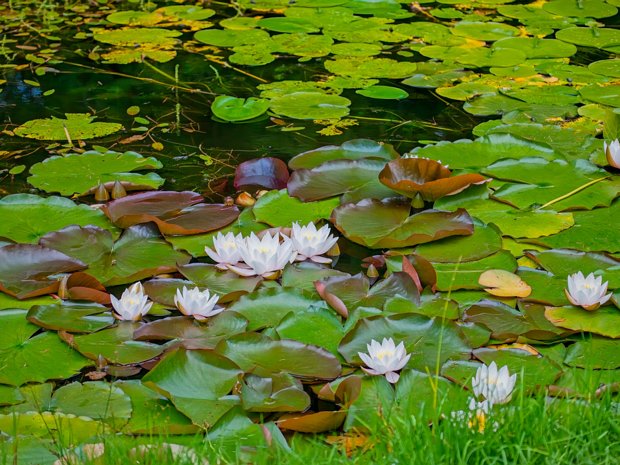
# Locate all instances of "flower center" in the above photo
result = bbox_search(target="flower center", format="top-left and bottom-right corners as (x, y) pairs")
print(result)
(375, 350), (394, 361)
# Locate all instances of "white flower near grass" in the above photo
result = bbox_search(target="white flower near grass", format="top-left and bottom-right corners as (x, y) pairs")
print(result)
(472, 361), (517, 406)
(290, 222), (339, 264)
(228, 231), (296, 278)
(605, 139), (620, 169)
(358, 337), (410, 383)
(110, 282), (152, 321)
(174, 286), (222, 320)
(565, 271), (611, 311)
(204, 232), (244, 270)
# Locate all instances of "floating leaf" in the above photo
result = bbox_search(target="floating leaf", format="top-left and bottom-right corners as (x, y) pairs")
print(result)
(28, 301), (114, 333)
(379, 157), (488, 202)
(14, 113), (122, 141)
(0, 194), (117, 243)
(70, 322), (165, 365)
(40, 225), (191, 286)
(253, 189), (339, 227)
(331, 198), (473, 249)
(0, 244), (86, 299)
(234, 157), (289, 190)
(142, 348), (242, 427)
(217, 333), (341, 379)
(269, 92), (351, 120)
(0, 309), (90, 386)
(356, 86), (408, 100)
(288, 139), (399, 170)
(545, 306), (620, 339)
(564, 337), (620, 369)
(211, 96), (270, 122)
(28, 150), (164, 195)
(479, 269), (531, 298)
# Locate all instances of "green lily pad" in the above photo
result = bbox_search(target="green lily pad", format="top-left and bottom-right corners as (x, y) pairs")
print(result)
(414, 221), (502, 263)
(253, 189), (339, 227)
(0, 411), (107, 444)
(14, 113), (122, 141)
(178, 263), (261, 298)
(227, 287), (323, 331)
(406, 135), (557, 170)
(275, 306), (345, 356)
(217, 333), (341, 379)
(483, 158), (617, 211)
(0, 194), (117, 243)
(356, 86), (409, 100)
(431, 250), (518, 291)
(332, 198), (473, 249)
(331, 42), (382, 56)
(257, 17), (319, 33)
(70, 322), (165, 365)
(580, 84), (620, 107)
(211, 96), (270, 122)
(0, 309), (91, 386)
(534, 202), (620, 253)
(589, 59), (620, 78)
(564, 337), (620, 369)
(269, 92), (351, 120)
(27, 301), (114, 333)
(271, 33), (333, 57)
(116, 380), (199, 434)
(526, 249), (620, 287)
(28, 150), (164, 195)
(545, 306), (620, 339)
(325, 57), (417, 79)
(555, 26), (620, 49)
(542, 0), (617, 19)
(40, 224), (190, 286)
(51, 381), (132, 428)
(493, 37), (577, 59)
(288, 139), (399, 170)
(241, 373), (310, 413)
(287, 159), (393, 203)
(194, 28), (270, 47)
(451, 21), (519, 41)
(142, 347), (243, 427)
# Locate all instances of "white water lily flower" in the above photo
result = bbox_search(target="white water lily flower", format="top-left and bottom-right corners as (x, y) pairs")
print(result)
(110, 282), (153, 321)
(228, 231), (296, 278)
(204, 232), (244, 270)
(174, 286), (223, 321)
(565, 271), (612, 311)
(290, 222), (339, 264)
(605, 139), (620, 169)
(472, 362), (517, 406)
(358, 337), (411, 384)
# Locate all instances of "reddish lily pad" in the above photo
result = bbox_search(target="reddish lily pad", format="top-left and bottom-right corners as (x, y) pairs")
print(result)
(379, 158), (488, 202)
(102, 191), (240, 235)
(234, 157), (289, 191)
(0, 244), (86, 299)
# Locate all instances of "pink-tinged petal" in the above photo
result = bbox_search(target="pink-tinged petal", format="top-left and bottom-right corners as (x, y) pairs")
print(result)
(600, 292), (613, 305)
(358, 352), (374, 368)
(227, 264), (259, 277)
(565, 288), (580, 306)
(361, 367), (381, 376)
(204, 247), (222, 264)
(385, 371), (400, 383)
(310, 255), (332, 264)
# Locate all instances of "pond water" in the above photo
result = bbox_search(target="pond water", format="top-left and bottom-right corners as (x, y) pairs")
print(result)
(1, 0), (620, 462)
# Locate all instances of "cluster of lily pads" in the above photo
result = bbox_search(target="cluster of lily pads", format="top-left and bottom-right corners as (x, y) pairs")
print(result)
(2, 0), (620, 462)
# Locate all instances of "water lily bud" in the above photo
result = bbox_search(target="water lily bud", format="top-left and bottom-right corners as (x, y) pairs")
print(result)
(235, 191), (255, 207)
(366, 264), (379, 278)
(605, 139), (620, 169)
(57, 274), (70, 300)
(224, 196), (235, 206)
(94, 183), (109, 202)
(111, 181), (127, 199)
(256, 189), (269, 199)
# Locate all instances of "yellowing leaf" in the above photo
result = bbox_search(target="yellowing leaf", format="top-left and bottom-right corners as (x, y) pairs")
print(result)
(479, 269), (531, 297)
